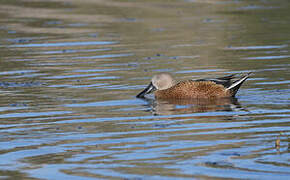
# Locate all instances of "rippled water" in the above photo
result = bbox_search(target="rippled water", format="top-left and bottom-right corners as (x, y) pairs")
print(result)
(0, 0), (289, 179)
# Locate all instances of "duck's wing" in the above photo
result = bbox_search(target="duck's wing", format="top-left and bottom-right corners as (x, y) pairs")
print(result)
(193, 73), (252, 96)
(216, 74), (236, 80)
(194, 74), (237, 88)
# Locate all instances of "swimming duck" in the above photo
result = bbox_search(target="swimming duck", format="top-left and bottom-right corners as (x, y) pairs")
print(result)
(136, 72), (251, 99)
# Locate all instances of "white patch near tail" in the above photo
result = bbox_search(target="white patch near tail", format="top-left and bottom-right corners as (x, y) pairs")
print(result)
(226, 75), (249, 91)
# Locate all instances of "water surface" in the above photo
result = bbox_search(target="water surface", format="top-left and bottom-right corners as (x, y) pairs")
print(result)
(0, 0), (289, 179)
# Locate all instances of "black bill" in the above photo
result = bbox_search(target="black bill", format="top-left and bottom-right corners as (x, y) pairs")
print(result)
(136, 82), (156, 98)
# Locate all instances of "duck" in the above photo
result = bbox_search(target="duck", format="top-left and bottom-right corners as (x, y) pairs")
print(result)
(136, 72), (251, 99)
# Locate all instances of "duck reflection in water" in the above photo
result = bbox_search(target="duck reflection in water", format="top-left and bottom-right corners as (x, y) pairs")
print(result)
(139, 96), (242, 115)
(136, 73), (250, 115)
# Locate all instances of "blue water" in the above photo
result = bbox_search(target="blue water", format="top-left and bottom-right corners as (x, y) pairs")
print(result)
(0, 0), (289, 179)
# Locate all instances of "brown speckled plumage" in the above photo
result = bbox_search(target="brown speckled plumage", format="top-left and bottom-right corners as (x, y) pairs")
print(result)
(154, 80), (231, 99)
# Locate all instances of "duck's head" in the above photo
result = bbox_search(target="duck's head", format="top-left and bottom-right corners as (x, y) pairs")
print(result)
(136, 73), (175, 98)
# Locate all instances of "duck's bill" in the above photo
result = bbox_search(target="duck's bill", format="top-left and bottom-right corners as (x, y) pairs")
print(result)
(136, 82), (156, 98)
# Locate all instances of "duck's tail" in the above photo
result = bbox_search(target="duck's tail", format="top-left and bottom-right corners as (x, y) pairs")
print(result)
(226, 72), (252, 97)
